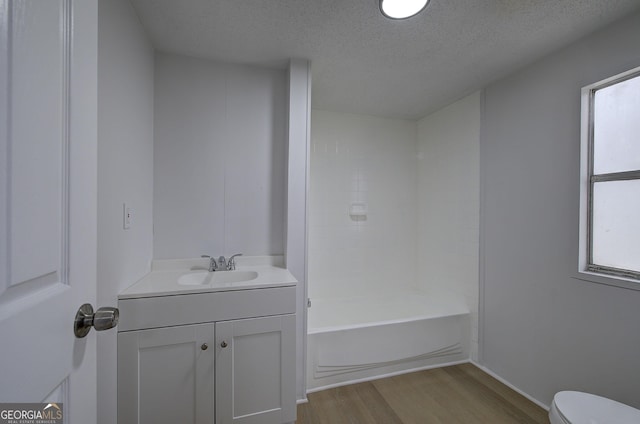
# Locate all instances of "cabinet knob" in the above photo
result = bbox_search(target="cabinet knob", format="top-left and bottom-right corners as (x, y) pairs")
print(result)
(220, 341), (228, 348)
(201, 343), (208, 350)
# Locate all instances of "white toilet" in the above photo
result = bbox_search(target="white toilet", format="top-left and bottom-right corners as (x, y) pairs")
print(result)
(549, 391), (640, 424)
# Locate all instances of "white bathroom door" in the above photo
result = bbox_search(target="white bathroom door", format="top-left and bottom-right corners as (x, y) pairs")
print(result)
(0, 0), (99, 422)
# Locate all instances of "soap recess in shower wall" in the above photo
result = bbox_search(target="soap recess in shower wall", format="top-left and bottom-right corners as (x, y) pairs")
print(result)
(349, 202), (367, 219)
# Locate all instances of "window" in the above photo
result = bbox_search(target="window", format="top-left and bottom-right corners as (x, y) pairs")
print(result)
(580, 67), (640, 282)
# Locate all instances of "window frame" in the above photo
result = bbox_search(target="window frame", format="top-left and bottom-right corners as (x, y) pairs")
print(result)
(578, 66), (640, 288)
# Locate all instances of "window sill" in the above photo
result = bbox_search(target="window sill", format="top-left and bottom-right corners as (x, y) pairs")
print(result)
(573, 270), (640, 291)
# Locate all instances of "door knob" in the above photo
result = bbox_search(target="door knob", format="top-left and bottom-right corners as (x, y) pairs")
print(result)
(74, 303), (119, 338)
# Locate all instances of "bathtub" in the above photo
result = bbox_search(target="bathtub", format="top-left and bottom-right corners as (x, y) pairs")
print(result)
(306, 290), (470, 392)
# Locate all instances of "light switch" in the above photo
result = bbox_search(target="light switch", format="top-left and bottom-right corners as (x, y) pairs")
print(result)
(123, 203), (133, 230)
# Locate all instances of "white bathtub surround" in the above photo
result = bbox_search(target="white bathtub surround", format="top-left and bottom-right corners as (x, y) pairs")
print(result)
(309, 110), (418, 300)
(307, 290), (470, 391)
(308, 95), (481, 388)
(417, 92), (481, 361)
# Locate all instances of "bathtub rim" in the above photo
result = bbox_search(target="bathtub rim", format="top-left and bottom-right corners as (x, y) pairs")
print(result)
(308, 309), (470, 335)
(307, 290), (470, 335)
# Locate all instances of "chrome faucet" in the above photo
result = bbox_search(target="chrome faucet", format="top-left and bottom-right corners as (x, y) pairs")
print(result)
(227, 253), (243, 270)
(201, 254), (243, 271)
(201, 255), (218, 272)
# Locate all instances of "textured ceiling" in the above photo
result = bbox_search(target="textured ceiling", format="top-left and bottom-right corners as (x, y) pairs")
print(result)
(130, 0), (640, 119)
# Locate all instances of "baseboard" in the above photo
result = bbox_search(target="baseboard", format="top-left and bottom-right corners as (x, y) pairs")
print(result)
(296, 397), (309, 405)
(306, 359), (469, 394)
(470, 360), (550, 411)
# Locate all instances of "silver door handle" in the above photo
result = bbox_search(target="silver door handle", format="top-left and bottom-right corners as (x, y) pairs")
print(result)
(74, 303), (119, 338)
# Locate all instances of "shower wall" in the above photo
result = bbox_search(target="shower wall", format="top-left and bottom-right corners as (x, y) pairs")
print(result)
(309, 94), (481, 358)
(417, 92), (481, 361)
(309, 110), (418, 300)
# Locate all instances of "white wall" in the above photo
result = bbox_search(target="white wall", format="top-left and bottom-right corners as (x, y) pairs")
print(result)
(153, 53), (287, 259)
(285, 59), (312, 401)
(480, 12), (640, 408)
(97, 0), (155, 423)
(309, 110), (418, 300)
(417, 92), (480, 361)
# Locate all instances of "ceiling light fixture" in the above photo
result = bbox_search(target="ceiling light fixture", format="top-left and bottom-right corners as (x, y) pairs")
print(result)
(379, 0), (430, 20)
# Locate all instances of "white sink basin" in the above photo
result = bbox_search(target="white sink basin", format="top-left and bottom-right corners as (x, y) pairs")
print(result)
(178, 271), (259, 286)
(118, 256), (299, 299)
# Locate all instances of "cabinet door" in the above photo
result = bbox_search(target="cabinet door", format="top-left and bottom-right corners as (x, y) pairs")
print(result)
(118, 324), (215, 424)
(216, 314), (296, 424)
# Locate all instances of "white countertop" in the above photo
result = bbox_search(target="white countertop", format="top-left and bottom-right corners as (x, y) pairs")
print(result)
(119, 256), (297, 299)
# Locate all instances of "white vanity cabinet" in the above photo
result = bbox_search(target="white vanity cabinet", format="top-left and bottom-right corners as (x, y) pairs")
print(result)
(216, 315), (296, 424)
(117, 284), (297, 424)
(118, 324), (216, 423)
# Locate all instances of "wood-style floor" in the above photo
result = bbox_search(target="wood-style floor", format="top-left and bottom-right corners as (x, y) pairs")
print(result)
(296, 363), (549, 424)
